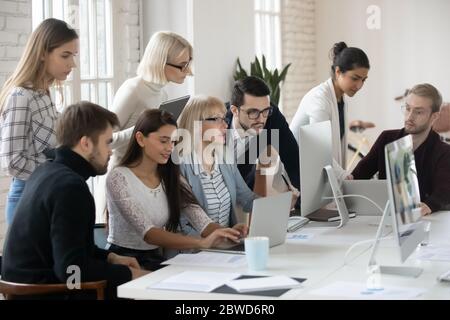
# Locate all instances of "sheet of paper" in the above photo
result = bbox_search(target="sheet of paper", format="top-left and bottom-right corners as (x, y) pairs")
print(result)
(417, 245), (450, 262)
(162, 251), (247, 268)
(286, 233), (314, 242)
(148, 271), (241, 292)
(310, 281), (425, 300)
(227, 275), (303, 293)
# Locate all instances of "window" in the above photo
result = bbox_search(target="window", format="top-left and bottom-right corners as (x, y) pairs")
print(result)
(32, 0), (114, 110)
(254, 0), (282, 70)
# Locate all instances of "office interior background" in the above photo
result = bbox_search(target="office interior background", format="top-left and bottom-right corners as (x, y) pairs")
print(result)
(0, 0), (449, 252)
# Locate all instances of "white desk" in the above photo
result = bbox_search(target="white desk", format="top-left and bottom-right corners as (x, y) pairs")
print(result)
(118, 213), (450, 300)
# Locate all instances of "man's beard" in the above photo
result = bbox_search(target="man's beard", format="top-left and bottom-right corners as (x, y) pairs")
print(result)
(88, 151), (108, 175)
(239, 120), (264, 136)
(404, 121), (430, 135)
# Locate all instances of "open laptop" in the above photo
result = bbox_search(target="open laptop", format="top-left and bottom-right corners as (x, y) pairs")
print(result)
(342, 179), (388, 215)
(159, 95), (190, 120)
(203, 192), (292, 254)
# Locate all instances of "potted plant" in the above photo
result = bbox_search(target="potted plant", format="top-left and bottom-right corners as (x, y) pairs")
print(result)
(233, 54), (291, 106)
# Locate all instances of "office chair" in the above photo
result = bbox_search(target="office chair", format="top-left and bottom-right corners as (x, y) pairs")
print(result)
(0, 279), (107, 300)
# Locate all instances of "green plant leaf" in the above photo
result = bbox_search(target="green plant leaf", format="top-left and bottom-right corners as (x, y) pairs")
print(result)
(233, 55), (290, 106)
(254, 56), (263, 78)
(279, 63), (291, 82)
(272, 86), (280, 106)
(262, 55), (268, 78)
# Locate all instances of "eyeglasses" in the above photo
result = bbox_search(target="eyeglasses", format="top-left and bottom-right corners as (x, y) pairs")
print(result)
(203, 116), (227, 124)
(166, 58), (192, 73)
(401, 105), (431, 118)
(239, 106), (273, 120)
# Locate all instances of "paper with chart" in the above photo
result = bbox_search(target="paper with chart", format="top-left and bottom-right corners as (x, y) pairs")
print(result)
(148, 271), (241, 292)
(310, 281), (425, 299)
(416, 245), (450, 262)
(227, 275), (303, 293)
(162, 251), (247, 268)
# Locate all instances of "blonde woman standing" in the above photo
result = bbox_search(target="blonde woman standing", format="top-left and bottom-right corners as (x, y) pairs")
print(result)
(0, 18), (78, 224)
(95, 31), (193, 219)
(110, 31), (193, 164)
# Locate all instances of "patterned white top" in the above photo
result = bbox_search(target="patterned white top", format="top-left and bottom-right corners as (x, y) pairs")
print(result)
(106, 166), (212, 250)
(0, 87), (58, 180)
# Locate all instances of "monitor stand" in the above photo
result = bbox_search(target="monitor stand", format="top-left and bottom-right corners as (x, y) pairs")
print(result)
(323, 165), (349, 228)
(367, 201), (423, 278)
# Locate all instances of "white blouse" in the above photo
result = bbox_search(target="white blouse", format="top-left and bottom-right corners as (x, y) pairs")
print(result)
(106, 166), (212, 250)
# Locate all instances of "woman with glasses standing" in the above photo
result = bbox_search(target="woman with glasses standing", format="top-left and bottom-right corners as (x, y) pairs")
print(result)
(0, 18), (78, 225)
(110, 31), (193, 165)
(95, 31), (193, 219)
(290, 42), (370, 170)
(176, 95), (256, 237)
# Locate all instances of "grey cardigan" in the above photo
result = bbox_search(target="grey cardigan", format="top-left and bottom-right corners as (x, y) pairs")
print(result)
(179, 161), (257, 236)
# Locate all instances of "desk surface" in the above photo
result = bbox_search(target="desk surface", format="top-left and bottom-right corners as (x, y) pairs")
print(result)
(118, 212), (450, 300)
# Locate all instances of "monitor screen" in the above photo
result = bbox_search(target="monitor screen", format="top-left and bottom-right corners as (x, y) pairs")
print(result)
(385, 134), (424, 262)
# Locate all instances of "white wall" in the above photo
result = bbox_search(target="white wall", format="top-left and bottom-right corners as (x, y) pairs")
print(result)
(142, 0), (192, 99)
(142, 0), (255, 101)
(190, 0), (254, 101)
(316, 0), (450, 143)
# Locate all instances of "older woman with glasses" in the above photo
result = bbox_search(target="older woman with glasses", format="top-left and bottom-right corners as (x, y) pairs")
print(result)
(176, 95), (257, 238)
(110, 31), (193, 165)
(95, 31), (193, 218)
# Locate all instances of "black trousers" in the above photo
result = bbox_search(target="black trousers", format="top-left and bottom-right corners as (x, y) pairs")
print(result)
(107, 243), (166, 271)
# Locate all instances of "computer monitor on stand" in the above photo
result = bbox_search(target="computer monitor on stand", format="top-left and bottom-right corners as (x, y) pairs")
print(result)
(368, 135), (426, 277)
(298, 121), (350, 227)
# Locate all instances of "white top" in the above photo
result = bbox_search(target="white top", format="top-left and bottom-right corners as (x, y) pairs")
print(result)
(110, 76), (168, 164)
(106, 166), (213, 250)
(290, 78), (348, 167)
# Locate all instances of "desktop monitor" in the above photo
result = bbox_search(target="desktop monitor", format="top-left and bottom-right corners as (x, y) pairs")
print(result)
(298, 121), (333, 216)
(385, 134), (425, 263)
(368, 134), (426, 277)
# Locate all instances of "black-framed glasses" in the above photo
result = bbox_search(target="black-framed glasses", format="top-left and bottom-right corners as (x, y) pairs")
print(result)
(166, 58), (192, 73)
(239, 106), (273, 120)
(203, 116), (227, 124)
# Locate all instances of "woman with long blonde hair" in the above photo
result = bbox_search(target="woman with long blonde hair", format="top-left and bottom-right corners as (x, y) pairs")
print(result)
(0, 18), (78, 224)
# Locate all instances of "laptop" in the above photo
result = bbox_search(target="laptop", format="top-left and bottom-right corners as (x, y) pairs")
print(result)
(203, 192), (292, 254)
(342, 179), (388, 215)
(159, 95), (190, 120)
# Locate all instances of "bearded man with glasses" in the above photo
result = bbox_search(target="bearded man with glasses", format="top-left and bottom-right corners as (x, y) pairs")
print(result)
(226, 76), (300, 203)
(351, 83), (450, 214)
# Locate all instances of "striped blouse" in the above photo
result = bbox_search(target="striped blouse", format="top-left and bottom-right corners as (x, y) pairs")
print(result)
(191, 153), (232, 227)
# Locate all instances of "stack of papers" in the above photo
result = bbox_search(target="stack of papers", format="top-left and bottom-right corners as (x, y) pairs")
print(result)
(162, 252), (247, 268)
(148, 271), (241, 293)
(226, 276), (303, 293)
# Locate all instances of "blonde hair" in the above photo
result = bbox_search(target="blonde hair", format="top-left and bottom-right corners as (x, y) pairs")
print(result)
(0, 18), (78, 114)
(408, 83), (443, 113)
(137, 31), (193, 85)
(177, 95), (226, 154)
